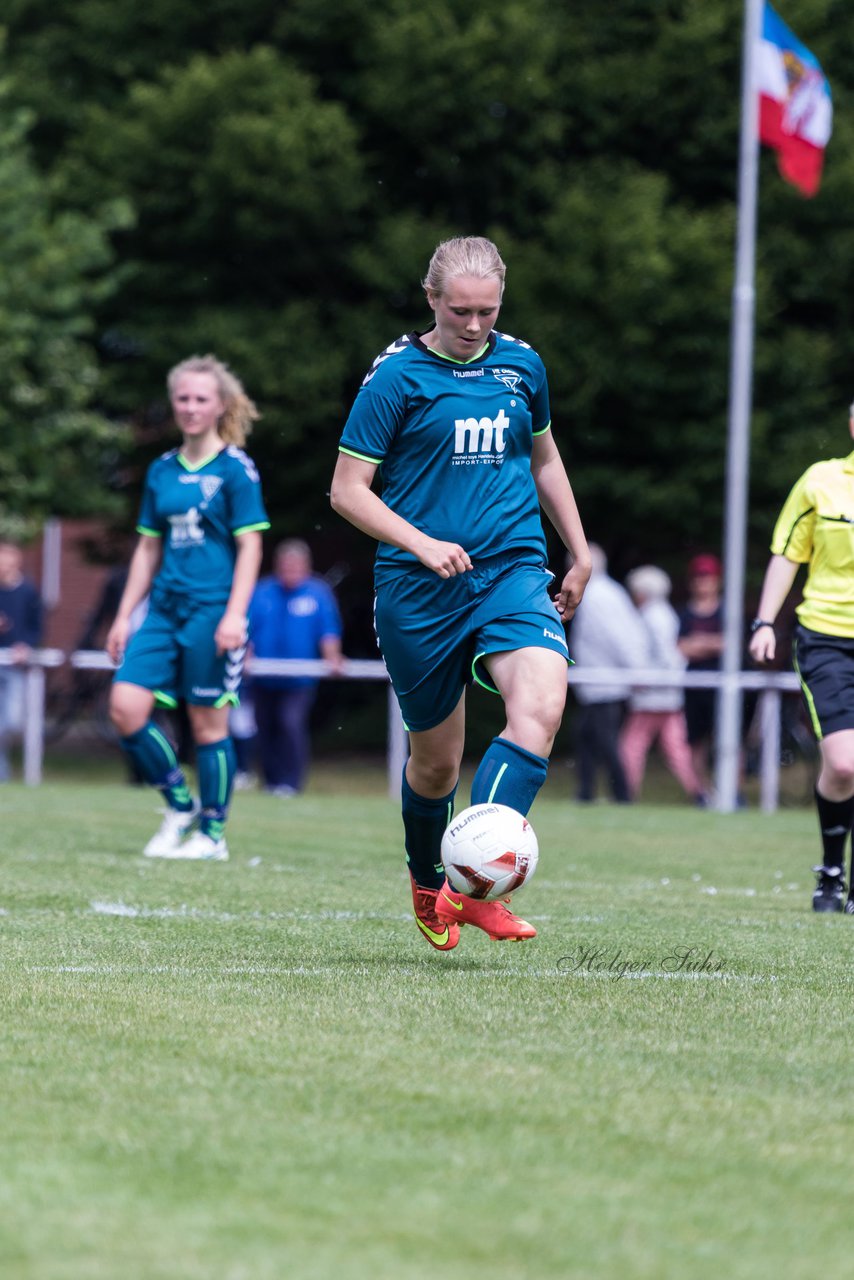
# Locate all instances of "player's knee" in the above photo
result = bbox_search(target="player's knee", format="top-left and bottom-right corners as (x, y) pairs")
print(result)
(825, 756), (854, 794)
(108, 696), (133, 737)
(529, 688), (565, 741)
(109, 685), (148, 737)
(408, 756), (459, 797)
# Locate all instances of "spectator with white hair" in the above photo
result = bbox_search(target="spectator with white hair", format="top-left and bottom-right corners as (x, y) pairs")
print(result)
(568, 543), (645, 803)
(619, 564), (705, 804)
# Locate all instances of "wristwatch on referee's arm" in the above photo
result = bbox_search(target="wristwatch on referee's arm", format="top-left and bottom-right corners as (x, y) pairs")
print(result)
(749, 618), (775, 635)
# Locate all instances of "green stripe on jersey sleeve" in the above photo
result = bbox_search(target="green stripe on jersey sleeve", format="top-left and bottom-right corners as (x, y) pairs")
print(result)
(338, 446), (383, 465)
(232, 522), (271, 536)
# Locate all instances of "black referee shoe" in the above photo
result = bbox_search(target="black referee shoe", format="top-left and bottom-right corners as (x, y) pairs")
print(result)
(812, 865), (845, 913)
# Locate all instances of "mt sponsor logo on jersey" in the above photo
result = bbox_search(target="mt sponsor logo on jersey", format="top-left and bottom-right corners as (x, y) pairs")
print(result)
(168, 507), (205, 545)
(452, 408), (509, 466)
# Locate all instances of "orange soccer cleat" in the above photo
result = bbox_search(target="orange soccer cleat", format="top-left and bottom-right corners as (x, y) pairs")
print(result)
(410, 876), (461, 951)
(434, 879), (537, 942)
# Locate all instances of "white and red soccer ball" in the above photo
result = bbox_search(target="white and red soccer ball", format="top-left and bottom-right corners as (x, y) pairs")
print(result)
(440, 803), (539, 901)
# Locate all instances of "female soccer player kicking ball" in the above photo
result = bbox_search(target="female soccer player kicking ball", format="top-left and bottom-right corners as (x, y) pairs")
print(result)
(331, 236), (591, 948)
(106, 354), (269, 861)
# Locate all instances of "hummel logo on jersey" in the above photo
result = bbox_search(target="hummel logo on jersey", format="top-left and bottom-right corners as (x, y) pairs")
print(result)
(453, 409), (509, 465)
(362, 336), (411, 386)
(492, 368), (520, 392)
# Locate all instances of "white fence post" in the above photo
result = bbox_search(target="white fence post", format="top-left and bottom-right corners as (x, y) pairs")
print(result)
(758, 688), (782, 814)
(387, 685), (407, 799)
(23, 664), (47, 786)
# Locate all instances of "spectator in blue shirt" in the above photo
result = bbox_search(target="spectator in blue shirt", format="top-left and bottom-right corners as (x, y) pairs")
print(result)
(248, 539), (344, 795)
(0, 538), (43, 782)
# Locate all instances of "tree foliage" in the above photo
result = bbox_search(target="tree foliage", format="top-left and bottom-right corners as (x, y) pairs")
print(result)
(0, 73), (130, 539)
(3, 1), (853, 592)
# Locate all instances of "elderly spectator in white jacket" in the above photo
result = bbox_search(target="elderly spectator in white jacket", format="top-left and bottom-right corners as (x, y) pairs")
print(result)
(618, 565), (705, 804)
(568, 544), (646, 802)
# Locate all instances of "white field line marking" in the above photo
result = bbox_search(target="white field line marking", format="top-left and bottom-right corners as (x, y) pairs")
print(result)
(17, 962), (776, 984)
(23, 964), (351, 976)
(88, 900), (410, 922)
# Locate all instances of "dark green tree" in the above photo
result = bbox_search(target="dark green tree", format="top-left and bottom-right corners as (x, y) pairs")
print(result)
(0, 78), (130, 538)
(3, 0), (853, 586)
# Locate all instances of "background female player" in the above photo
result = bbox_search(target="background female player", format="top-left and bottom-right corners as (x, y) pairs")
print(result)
(749, 402), (854, 912)
(106, 354), (269, 860)
(330, 236), (591, 949)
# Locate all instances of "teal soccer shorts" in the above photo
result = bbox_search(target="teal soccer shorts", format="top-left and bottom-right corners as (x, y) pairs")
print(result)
(374, 554), (569, 732)
(114, 590), (245, 708)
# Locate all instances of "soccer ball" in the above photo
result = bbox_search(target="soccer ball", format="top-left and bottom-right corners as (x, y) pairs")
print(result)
(440, 803), (539, 901)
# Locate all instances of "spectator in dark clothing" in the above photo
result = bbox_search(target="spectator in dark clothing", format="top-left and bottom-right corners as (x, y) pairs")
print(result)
(677, 553), (725, 800)
(0, 539), (43, 781)
(248, 540), (345, 795)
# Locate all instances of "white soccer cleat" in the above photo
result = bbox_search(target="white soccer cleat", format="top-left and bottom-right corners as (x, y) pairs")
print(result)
(160, 831), (229, 862)
(143, 803), (200, 858)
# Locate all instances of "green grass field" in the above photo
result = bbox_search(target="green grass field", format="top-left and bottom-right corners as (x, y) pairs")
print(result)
(1, 767), (852, 1280)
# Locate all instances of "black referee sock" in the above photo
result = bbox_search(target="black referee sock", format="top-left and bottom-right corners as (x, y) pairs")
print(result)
(814, 787), (854, 876)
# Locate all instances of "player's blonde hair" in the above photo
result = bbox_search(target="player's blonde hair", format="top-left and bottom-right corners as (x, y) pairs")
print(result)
(167, 353), (260, 447)
(422, 236), (506, 300)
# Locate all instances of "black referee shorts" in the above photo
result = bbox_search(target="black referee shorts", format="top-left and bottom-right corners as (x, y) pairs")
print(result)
(793, 624), (854, 739)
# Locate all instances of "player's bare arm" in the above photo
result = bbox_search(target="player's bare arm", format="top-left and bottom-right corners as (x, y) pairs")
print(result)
(330, 452), (473, 578)
(529, 431), (591, 621)
(215, 529), (264, 655)
(105, 534), (162, 664)
(749, 553), (801, 665)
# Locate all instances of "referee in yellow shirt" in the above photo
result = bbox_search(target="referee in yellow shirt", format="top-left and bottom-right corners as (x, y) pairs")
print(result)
(750, 407), (854, 912)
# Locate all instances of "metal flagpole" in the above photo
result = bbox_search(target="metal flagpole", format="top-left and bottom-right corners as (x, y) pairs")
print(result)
(715, 0), (764, 812)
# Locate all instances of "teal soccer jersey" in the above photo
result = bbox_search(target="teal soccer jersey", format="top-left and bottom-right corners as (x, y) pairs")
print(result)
(338, 328), (569, 731)
(137, 446), (270, 605)
(338, 330), (552, 582)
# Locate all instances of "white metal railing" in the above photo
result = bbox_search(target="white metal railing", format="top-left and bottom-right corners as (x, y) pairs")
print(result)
(4, 648), (803, 810)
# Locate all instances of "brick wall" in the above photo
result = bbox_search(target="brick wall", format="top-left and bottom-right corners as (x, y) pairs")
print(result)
(21, 521), (120, 654)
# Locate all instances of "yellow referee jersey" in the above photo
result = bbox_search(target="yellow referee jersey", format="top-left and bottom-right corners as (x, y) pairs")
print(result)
(770, 450), (854, 638)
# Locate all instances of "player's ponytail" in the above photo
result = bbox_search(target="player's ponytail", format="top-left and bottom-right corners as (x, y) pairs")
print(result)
(167, 354), (260, 447)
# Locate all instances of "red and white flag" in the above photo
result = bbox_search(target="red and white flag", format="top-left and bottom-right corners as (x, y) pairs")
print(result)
(756, 3), (832, 197)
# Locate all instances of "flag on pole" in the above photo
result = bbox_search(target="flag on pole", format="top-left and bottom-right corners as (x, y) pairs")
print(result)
(756, 3), (832, 197)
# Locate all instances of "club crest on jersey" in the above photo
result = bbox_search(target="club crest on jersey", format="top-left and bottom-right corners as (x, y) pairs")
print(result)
(452, 409), (509, 466)
(199, 476), (223, 505)
(492, 367), (520, 393)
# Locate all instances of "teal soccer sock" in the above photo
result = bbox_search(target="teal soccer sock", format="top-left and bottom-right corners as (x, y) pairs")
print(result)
(402, 769), (457, 889)
(470, 736), (549, 816)
(196, 738), (236, 839)
(121, 723), (194, 811)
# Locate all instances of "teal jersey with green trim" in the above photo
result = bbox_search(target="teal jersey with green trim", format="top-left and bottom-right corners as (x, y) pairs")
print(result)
(137, 445), (269, 605)
(339, 329), (552, 581)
